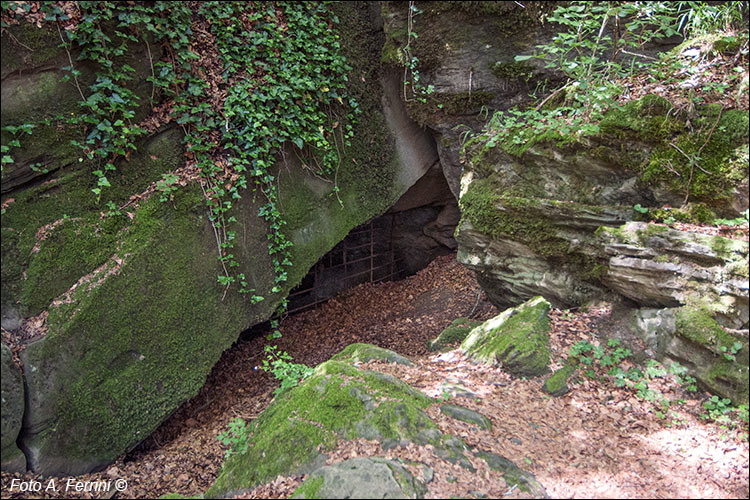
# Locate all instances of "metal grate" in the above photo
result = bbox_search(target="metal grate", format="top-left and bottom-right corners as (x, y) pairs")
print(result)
(286, 216), (406, 315)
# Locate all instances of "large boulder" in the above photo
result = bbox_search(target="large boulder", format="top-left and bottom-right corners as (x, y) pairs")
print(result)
(0, 3), (441, 475)
(455, 97), (748, 311)
(205, 344), (543, 499)
(461, 296), (552, 377)
(1, 343), (26, 472)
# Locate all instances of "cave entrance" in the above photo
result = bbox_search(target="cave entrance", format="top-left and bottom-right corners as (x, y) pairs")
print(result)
(287, 162), (459, 315)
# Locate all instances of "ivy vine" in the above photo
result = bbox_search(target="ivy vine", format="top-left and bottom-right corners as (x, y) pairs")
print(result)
(1, 1), (359, 332)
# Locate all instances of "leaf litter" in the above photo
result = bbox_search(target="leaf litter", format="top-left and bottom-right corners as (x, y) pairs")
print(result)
(1, 254), (748, 499)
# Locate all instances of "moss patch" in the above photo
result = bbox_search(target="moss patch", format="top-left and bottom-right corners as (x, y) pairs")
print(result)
(331, 343), (413, 366)
(206, 354), (435, 498)
(542, 363), (576, 396)
(428, 317), (482, 352)
(461, 297), (551, 377)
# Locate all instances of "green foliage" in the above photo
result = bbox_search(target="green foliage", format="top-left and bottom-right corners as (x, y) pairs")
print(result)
(397, 1), (436, 106)
(1, 122), (36, 175)
(261, 345), (313, 397)
(464, 0), (747, 173)
(567, 337), (747, 435)
(4, 1), (359, 307)
(715, 209), (750, 227)
(466, 2), (690, 158)
(217, 417), (249, 458)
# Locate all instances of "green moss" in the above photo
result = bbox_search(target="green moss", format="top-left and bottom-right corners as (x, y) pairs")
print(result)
(541, 363), (576, 396)
(380, 38), (404, 64)
(640, 107), (748, 203)
(600, 94), (681, 141)
(428, 318), (482, 352)
(20, 215), (122, 316)
(462, 297), (551, 377)
(207, 356), (435, 498)
(331, 343), (413, 366)
(0, 22), (68, 75)
(675, 306), (739, 353)
(290, 476), (324, 499)
(646, 203), (717, 224)
(22, 185), (277, 470)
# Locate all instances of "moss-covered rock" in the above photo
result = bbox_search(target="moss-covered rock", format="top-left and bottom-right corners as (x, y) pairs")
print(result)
(473, 450), (549, 498)
(439, 404), (492, 430)
(669, 306), (749, 405)
(456, 92), (748, 314)
(461, 297), (551, 377)
(205, 354), (436, 498)
(1, 344), (26, 472)
(541, 363), (577, 397)
(207, 344), (542, 498)
(291, 457), (427, 499)
(331, 343), (413, 366)
(597, 222), (749, 328)
(427, 317), (482, 352)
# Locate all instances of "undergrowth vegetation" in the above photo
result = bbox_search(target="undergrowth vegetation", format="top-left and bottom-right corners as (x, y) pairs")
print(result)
(462, 1), (748, 208)
(567, 337), (749, 440)
(1, 1), (358, 329)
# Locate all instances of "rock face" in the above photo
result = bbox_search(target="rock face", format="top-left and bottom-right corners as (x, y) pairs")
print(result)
(291, 457), (426, 499)
(0, 4), (443, 475)
(598, 223), (748, 328)
(461, 297), (551, 377)
(1, 344), (25, 472)
(206, 344), (543, 499)
(626, 306), (749, 405)
(381, 2), (563, 198)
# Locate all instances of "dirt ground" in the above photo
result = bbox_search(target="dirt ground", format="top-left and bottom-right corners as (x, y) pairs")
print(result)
(1, 254), (748, 499)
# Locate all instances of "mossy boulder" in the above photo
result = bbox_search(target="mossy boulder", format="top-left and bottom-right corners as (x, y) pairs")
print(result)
(1, 3), (441, 475)
(205, 353), (436, 498)
(206, 344), (542, 498)
(541, 363), (577, 397)
(473, 450), (549, 498)
(1, 343), (26, 472)
(291, 457), (427, 499)
(461, 297), (551, 377)
(331, 343), (413, 366)
(427, 317), (482, 352)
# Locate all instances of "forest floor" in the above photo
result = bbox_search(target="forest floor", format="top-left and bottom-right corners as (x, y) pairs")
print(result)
(1, 253), (748, 499)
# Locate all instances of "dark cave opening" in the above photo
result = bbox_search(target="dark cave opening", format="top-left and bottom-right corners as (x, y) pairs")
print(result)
(286, 161), (459, 316)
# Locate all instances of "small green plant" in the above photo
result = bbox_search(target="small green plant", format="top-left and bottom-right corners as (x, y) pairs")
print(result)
(633, 203), (650, 215)
(217, 417), (249, 458)
(719, 341), (743, 362)
(701, 395), (733, 421)
(156, 172), (179, 203)
(714, 209), (750, 226)
(260, 345), (313, 396)
(560, 309), (576, 321)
